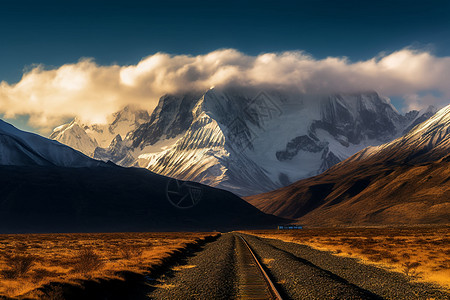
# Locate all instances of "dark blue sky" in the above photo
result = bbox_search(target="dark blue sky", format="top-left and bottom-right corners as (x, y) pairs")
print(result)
(1, 0), (450, 83)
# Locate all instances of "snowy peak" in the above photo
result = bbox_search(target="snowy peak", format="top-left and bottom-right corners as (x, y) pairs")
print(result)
(50, 106), (150, 157)
(0, 119), (103, 167)
(49, 119), (98, 156)
(394, 104), (450, 160)
(109, 105), (150, 140)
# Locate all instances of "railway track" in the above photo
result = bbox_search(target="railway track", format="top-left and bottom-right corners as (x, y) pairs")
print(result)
(148, 233), (449, 299)
(236, 235), (283, 300)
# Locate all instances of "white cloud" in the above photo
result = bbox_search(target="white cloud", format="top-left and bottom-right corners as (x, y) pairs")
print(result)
(0, 48), (449, 132)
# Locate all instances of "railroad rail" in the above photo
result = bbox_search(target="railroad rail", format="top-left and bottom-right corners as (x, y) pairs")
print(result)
(237, 235), (283, 300)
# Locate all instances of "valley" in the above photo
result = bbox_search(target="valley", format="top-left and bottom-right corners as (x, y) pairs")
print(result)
(1, 229), (448, 299)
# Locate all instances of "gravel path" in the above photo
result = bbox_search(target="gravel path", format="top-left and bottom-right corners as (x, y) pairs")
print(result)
(148, 234), (237, 299)
(243, 234), (450, 300)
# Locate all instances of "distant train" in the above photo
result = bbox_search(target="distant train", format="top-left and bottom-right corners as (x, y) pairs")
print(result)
(277, 225), (303, 230)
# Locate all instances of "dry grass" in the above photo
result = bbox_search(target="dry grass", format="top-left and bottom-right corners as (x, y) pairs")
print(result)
(71, 248), (104, 275)
(242, 226), (450, 290)
(0, 253), (36, 279)
(0, 232), (217, 299)
(172, 264), (197, 271)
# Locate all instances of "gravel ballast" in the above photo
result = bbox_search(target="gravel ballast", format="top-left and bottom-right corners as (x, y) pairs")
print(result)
(243, 233), (450, 300)
(149, 234), (237, 299)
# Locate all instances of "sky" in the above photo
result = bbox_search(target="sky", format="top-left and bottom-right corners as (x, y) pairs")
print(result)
(1, 0), (450, 133)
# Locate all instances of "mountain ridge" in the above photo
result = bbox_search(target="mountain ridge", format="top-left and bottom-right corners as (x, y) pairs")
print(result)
(0, 118), (104, 167)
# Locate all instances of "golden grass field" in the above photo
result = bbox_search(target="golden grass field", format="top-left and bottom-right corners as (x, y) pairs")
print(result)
(0, 232), (218, 299)
(243, 226), (450, 290)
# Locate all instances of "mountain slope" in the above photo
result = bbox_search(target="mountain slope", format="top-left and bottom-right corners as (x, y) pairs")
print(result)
(0, 165), (284, 233)
(52, 88), (436, 196)
(0, 119), (102, 167)
(245, 105), (450, 226)
(0, 118), (283, 232)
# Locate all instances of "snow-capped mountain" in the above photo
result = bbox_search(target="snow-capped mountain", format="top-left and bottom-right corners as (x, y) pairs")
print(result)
(0, 119), (103, 167)
(80, 88), (435, 196)
(245, 104), (450, 225)
(50, 105), (150, 157)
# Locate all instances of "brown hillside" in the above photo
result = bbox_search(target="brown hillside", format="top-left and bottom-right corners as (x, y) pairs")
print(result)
(245, 154), (450, 226)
